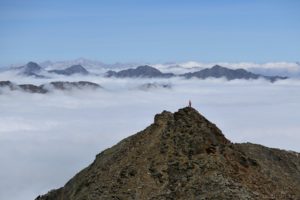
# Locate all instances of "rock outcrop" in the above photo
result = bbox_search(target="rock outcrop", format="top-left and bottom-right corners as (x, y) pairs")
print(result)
(36, 107), (300, 200)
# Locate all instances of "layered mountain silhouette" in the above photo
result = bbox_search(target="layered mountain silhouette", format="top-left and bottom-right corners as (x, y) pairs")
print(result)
(182, 65), (287, 82)
(0, 81), (173, 93)
(138, 82), (172, 90)
(15, 62), (47, 78)
(105, 65), (287, 82)
(6, 61), (288, 82)
(0, 81), (101, 93)
(106, 65), (175, 78)
(48, 64), (89, 75)
(12, 62), (90, 77)
(36, 107), (300, 200)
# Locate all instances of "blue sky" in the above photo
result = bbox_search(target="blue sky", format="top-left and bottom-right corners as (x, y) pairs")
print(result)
(0, 0), (299, 66)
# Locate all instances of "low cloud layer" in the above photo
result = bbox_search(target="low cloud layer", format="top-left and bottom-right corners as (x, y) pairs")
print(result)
(0, 77), (300, 200)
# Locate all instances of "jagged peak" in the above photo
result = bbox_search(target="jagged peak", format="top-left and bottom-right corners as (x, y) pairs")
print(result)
(153, 107), (230, 147)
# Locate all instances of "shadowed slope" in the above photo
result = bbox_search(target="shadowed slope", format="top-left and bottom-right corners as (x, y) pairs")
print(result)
(36, 107), (300, 200)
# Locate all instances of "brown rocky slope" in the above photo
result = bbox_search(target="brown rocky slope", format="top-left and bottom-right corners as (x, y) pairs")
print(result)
(36, 107), (300, 200)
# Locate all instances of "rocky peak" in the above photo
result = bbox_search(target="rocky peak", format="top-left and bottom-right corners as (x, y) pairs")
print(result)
(36, 107), (300, 200)
(105, 65), (174, 78)
(48, 64), (89, 76)
(22, 62), (43, 73)
(155, 107), (229, 146)
(12, 61), (48, 78)
(153, 107), (230, 158)
(154, 110), (173, 125)
(26, 61), (41, 69)
(211, 64), (224, 70)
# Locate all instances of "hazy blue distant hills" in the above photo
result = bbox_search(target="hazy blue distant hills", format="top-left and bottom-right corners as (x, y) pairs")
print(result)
(9, 62), (90, 77)
(15, 62), (47, 78)
(106, 65), (175, 78)
(46, 81), (99, 90)
(0, 81), (101, 93)
(0, 80), (172, 93)
(1, 61), (291, 82)
(48, 65), (89, 75)
(182, 65), (260, 79)
(181, 65), (287, 82)
(105, 64), (287, 82)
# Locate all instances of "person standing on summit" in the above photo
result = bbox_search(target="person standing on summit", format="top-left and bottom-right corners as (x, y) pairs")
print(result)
(189, 100), (192, 107)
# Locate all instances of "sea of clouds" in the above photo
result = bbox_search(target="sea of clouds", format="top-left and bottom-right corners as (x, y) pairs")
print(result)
(1, 75), (300, 200)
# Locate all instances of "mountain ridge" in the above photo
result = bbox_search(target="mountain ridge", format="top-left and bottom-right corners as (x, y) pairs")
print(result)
(105, 65), (175, 78)
(0, 80), (101, 93)
(11, 62), (91, 77)
(3, 61), (289, 81)
(106, 64), (287, 82)
(36, 107), (300, 200)
(182, 65), (287, 82)
(3, 60), (300, 77)
(48, 64), (89, 75)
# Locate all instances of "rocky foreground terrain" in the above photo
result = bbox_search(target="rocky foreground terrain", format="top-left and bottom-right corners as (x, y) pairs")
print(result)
(36, 107), (300, 200)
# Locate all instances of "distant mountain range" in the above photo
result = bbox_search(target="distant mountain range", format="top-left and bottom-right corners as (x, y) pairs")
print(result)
(0, 81), (101, 93)
(0, 80), (173, 93)
(14, 62), (47, 78)
(10, 62), (90, 77)
(48, 65), (89, 75)
(39, 58), (139, 71)
(106, 65), (174, 78)
(181, 65), (287, 82)
(106, 65), (287, 82)
(3, 59), (300, 77)
(2, 61), (289, 82)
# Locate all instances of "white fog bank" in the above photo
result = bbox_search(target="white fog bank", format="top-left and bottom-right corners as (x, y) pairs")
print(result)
(0, 78), (300, 200)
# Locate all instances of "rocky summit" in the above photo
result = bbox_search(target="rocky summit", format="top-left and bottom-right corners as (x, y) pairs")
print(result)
(36, 107), (300, 200)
